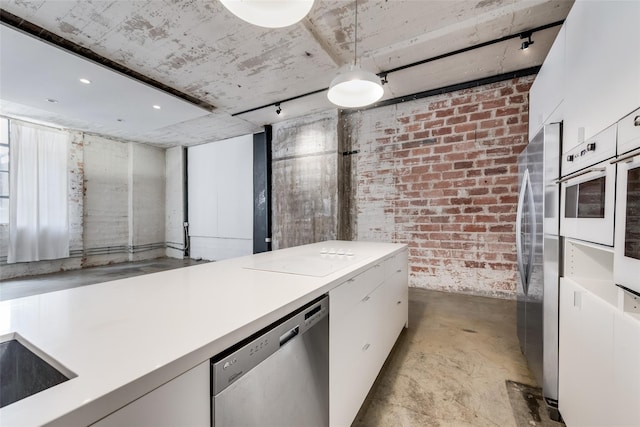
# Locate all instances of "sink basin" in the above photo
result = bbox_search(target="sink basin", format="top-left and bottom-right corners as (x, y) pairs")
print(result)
(0, 334), (76, 408)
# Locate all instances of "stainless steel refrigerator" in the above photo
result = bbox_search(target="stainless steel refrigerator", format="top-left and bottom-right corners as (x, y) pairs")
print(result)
(516, 122), (562, 421)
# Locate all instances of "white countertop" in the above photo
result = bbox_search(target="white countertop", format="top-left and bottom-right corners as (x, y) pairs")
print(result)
(0, 240), (405, 427)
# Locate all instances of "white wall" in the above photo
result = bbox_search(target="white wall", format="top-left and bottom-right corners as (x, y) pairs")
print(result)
(165, 146), (185, 259)
(188, 135), (253, 261)
(83, 135), (130, 265)
(129, 142), (166, 261)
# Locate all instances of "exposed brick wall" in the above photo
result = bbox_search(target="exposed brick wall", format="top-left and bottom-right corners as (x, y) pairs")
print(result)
(345, 76), (534, 298)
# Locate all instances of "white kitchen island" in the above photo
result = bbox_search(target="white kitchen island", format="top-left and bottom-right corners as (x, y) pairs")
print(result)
(0, 240), (407, 427)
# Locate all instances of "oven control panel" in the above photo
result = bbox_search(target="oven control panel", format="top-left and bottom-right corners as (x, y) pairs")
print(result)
(617, 107), (640, 156)
(562, 124), (617, 176)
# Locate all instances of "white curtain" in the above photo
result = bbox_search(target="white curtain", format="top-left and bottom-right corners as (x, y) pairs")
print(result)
(8, 122), (69, 263)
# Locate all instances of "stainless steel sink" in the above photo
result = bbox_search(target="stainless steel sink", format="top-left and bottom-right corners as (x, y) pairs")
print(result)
(0, 333), (76, 408)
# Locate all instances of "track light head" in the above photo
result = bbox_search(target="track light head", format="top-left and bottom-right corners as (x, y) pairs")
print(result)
(520, 31), (534, 50)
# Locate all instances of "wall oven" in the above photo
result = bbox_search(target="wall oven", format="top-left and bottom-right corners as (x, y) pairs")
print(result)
(614, 108), (640, 295)
(560, 124), (617, 246)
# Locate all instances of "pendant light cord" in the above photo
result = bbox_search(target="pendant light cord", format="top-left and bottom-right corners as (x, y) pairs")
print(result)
(354, 0), (358, 66)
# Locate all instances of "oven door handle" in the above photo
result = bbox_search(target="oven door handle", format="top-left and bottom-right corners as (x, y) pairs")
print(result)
(611, 147), (640, 164)
(556, 167), (606, 184)
(516, 169), (536, 294)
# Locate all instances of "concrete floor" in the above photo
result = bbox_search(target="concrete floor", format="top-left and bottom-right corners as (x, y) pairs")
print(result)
(354, 288), (538, 427)
(1, 260), (540, 426)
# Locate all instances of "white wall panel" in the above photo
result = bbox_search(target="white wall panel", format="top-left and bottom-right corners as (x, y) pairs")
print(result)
(188, 134), (253, 261)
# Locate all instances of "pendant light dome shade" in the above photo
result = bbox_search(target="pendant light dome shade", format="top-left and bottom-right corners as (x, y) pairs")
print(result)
(327, 66), (384, 108)
(219, 0), (315, 28)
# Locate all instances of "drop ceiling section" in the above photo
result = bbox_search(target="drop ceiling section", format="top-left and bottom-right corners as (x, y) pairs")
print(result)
(0, 0), (574, 147)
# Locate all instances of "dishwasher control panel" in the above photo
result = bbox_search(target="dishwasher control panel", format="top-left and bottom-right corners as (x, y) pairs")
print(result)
(211, 295), (329, 395)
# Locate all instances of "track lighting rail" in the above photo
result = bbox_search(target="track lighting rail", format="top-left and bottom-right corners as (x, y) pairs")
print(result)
(232, 19), (564, 117)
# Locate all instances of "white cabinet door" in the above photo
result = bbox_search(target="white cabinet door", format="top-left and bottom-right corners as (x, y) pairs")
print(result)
(529, 25), (565, 138)
(91, 361), (210, 427)
(579, 289), (616, 426)
(559, 279), (585, 426)
(559, 278), (626, 427)
(563, 0), (640, 151)
(329, 250), (408, 427)
(611, 312), (640, 426)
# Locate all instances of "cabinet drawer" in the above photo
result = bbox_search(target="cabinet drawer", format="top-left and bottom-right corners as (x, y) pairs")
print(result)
(384, 250), (408, 280)
(331, 262), (384, 317)
(330, 281), (384, 427)
(378, 274), (408, 358)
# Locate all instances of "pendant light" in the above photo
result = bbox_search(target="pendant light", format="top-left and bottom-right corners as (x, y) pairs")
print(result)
(219, 0), (315, 28)
(327, 0), (383, 108)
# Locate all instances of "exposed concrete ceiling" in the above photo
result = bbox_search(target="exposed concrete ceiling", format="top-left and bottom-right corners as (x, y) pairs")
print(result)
(0, 0), (574, 148)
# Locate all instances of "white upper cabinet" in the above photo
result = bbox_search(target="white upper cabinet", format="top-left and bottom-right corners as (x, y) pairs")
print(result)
(563, 0), (640, 151)
(529, 25), (566, 138)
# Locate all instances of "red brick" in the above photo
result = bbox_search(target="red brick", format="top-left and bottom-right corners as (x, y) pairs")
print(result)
(469, 187), (489, 196)
(443, 134), (465, 143)
(482, 99), (506, 109)
(442, 171), (465, 180)
(454, 123), (477, 133)
(454, 161), (474, 170)
(442, 224), (462, 232)
(414, 112), (433, 121)
(435, 108), (456, 118)
(475, 214), (498, 222)
(484, 166), (508, 176)
(443, 152), (467, 162)
(424, 119), (446, 129)
(480, 119), (505, 129)
(463, 224), (487, 232)
(496, 107), (521, 117)
(508, 124), (528, 135)
(472, 196), (499, 205)
(432, 180), (452, 189)
(446, 115), (468, 125)
(432, 162), (453, 172)
(434, 144), (453, 154)
(458, 104), (479, 114)
(433, 127), (453, 136)
(452, 95), (472, 106)
(464, 206), (484, 214)
(500, 87), (514, 96)
(404, 123), (422, 132)
(470, 111), (492, 121)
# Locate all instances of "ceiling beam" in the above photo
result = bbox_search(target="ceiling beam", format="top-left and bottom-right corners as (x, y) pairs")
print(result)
(301, 17), (343, 67)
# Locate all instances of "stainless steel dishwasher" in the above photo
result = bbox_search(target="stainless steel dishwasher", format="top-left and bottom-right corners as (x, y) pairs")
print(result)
(211, 295), (329, 427)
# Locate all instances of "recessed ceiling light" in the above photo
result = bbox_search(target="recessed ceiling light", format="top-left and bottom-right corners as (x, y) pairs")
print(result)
(46, 98), (59, 103)
(79, 78), (91, 84)
(153, 105), (161, 110)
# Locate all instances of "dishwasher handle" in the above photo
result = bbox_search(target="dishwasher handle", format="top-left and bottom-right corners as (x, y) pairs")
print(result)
(279, 326), (300, 346)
